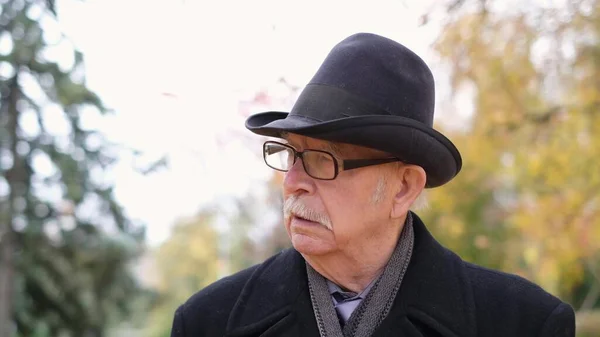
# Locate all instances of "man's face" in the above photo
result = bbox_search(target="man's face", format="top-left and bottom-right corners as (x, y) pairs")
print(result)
(282, 133), (399, 257)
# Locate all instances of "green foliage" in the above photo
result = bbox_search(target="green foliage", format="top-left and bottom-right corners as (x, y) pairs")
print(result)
(0, 1), (145, 336)
(145, 212), (220, 337)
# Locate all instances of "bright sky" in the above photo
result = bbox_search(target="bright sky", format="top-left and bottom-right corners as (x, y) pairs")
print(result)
(49, 0), (454, 246)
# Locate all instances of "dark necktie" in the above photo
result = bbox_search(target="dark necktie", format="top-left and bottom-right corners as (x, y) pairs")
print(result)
(332, 290), (361, 327)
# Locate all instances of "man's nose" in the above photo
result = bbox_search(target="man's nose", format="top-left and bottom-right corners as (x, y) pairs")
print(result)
(283, 158), (315, 196)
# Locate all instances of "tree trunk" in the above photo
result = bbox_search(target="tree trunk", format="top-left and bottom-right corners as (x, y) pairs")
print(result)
(0, 218), (14, 337)
(0, 75), (20, 337)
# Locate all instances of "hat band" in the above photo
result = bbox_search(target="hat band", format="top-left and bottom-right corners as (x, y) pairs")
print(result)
(290, 84), (393, 122)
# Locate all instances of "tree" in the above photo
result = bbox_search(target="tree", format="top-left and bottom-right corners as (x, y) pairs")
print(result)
(228, 172), (290, 271)
(0, 1), (145, 336)
(145, 211), (220, 337)
(424, 0), (600, 333)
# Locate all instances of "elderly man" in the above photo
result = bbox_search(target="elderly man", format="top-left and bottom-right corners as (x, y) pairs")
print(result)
(170, 33), (575, 337)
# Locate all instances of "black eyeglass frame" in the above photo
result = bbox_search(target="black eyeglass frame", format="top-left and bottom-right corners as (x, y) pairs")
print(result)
(263, 141), (403, 180)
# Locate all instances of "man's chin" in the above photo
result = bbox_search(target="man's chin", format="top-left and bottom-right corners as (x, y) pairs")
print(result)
(290, 232), (335, 256)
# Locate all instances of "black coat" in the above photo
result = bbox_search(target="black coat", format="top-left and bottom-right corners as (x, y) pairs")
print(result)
(170, 213), (575, 337)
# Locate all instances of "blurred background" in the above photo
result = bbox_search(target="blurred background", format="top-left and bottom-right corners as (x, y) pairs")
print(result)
(0, 0), (599, 336)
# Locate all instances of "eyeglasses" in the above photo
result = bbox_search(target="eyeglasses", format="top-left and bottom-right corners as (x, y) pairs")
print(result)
(263, 141), (402, 180)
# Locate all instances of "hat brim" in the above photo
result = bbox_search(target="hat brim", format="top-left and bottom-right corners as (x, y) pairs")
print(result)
(246, 112), (462, 188)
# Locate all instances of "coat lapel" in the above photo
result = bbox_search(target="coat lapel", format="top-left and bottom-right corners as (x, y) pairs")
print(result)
(225, 247), (320, 337)
(372, 212), (478, 337)
(225, 212), (477, 337)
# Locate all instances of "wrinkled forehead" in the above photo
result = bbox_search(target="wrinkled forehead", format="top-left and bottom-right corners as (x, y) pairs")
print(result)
(281, 132), (388, 158)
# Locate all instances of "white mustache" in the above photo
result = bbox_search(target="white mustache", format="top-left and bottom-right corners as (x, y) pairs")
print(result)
(283, 196), (333, 231)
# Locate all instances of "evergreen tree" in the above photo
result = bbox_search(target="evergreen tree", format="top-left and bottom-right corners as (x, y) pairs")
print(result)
(0, 1), (145, 336)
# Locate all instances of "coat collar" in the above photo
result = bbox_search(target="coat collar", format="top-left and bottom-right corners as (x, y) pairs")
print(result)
(225, 212), (477, 337)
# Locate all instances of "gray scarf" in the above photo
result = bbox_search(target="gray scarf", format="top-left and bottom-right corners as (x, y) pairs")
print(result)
(306, 213), (415, 337)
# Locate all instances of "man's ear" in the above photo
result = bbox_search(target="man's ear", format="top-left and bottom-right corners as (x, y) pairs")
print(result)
(390, 165), (427, 219)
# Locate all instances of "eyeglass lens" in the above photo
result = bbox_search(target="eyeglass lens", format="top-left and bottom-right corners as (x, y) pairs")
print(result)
(264, 142), (336, 179)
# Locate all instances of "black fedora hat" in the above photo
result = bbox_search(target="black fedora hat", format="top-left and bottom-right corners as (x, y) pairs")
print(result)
(245, 33), (462, 188)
